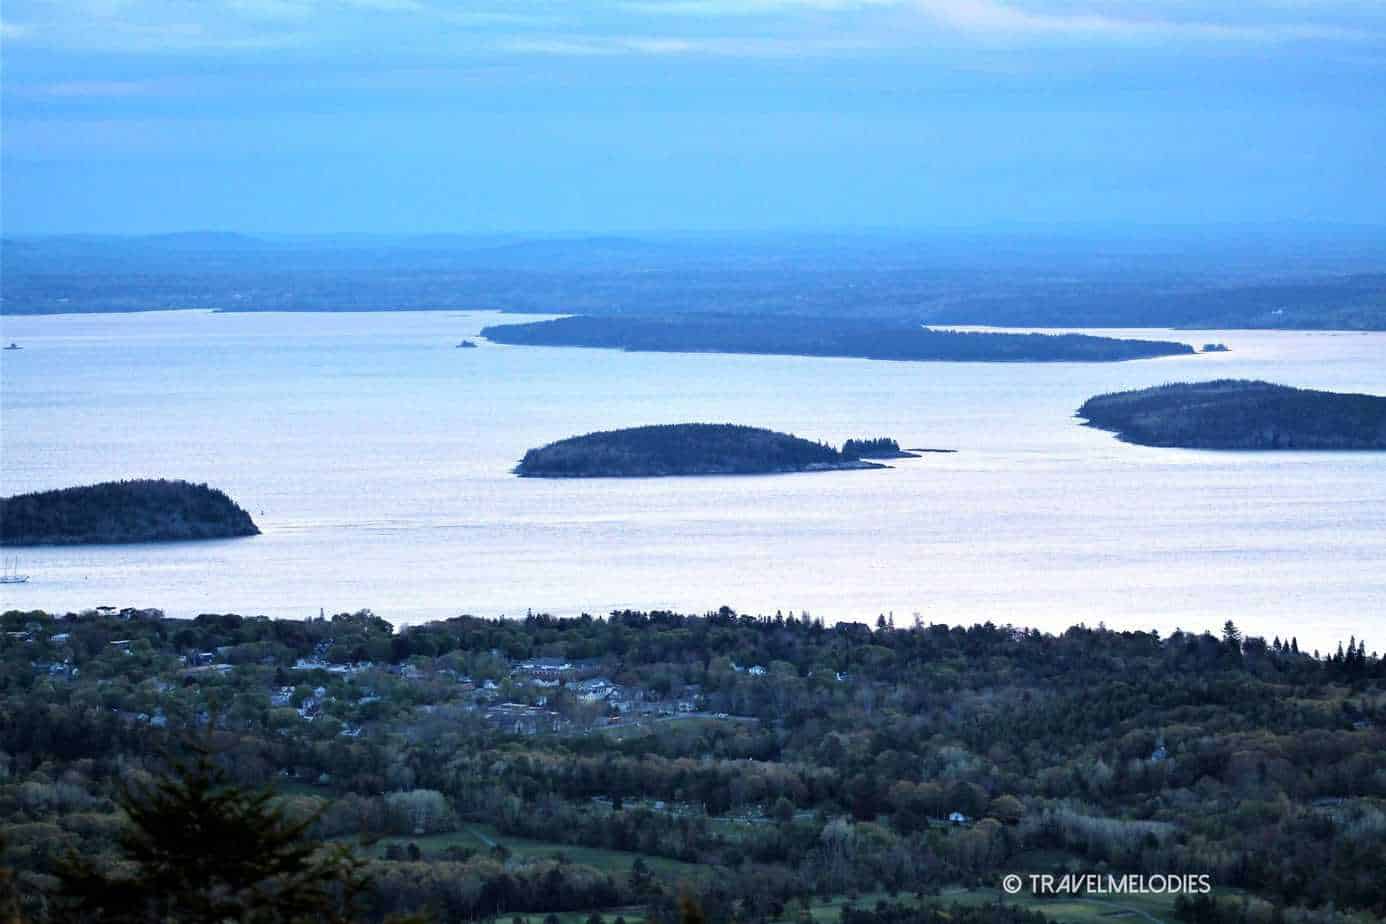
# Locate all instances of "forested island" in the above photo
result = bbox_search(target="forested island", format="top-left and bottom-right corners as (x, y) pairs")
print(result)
(516, 424), (888, 477)
(0, 479), (260, 545)
(1078, 380), (1386, 449)
(481, 315), (1195, 363)
(2, 605), (1383, 924)
(841, 437), (919, 459)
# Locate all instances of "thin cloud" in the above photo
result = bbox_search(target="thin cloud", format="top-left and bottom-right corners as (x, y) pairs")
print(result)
(623, 0), (903, 13)
(626, 0), (1380, 43)
(1, 19), (33, 39)
(3, 0), (1379, 55)
(499, 33), (876, 56)
(914, 0), (1375, 43)
(19, 80), (163, 98)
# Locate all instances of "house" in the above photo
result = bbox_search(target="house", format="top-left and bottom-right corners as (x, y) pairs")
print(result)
(484, 702), (561, 736)
(748, 665), (767, 677)
(948, 811), (969, 825)
(513, 657), (574, 682)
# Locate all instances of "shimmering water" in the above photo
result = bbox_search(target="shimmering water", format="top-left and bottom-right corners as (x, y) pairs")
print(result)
(2, 310), (1383, 652)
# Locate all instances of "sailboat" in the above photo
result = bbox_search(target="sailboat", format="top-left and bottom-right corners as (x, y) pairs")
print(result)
(0, 559), (30, 584)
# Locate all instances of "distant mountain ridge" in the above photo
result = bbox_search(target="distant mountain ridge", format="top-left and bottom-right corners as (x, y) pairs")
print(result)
(4, 231), (1383, 328)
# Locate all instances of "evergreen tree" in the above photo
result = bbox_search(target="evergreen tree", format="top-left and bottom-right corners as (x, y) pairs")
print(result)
(55, 747), (370, 923)
(0, 834), (20, 924)
(1222, 621), (1243, 650)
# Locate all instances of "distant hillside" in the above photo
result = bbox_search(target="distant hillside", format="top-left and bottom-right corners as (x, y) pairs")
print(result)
(1, 479), (260, 545)
(482, 315), (1195, 363)
(5, 232), (1384, 329)
(515, 424), (887, 477)
(1078, 380), (1386, 449)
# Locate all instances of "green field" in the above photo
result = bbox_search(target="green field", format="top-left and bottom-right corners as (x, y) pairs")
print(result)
(363, 823), (705, 880)
(798, 884), (1224, 924)
(934, 887), (1177, 924)
(503, 909), (649, 924)
(357, 827), (1223, 924)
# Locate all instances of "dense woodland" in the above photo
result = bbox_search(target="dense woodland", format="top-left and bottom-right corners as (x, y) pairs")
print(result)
(2, 606), (1384, 923)
(1078, 381), (1386, 450)
(480, 317), (1194, 364)
(0, 480), (260, 546)
(840, 440), (909, 460)
(515, 425), (879, 477)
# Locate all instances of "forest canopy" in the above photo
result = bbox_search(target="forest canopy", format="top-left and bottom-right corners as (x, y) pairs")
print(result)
(1078, 380), (1386, 450)
(1, 479), (260, 545)
(481, 315), (1195, 363)
(515, 424), (886, 477)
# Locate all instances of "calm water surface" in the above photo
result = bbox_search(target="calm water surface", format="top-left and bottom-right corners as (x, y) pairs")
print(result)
(1, 310), (1383, 652)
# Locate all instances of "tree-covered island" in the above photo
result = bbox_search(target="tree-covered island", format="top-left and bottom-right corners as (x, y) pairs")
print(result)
(1078, 380), (1386, 450)
(480, 315), (1196, 363)
(841, 437), (919, 459)
(515, 424), (892, 477)
(1, 479), (260, 545)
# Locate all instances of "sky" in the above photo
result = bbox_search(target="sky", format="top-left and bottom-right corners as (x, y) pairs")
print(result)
(2, 0), (1384, 234)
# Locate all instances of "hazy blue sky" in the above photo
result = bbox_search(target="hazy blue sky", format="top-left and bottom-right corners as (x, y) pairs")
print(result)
(2, 0), (1383, 233)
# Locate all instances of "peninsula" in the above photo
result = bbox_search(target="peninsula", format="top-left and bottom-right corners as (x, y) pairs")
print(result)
(515, 424), (888, 477)
(1, 479), (261, 545)
(1078, 380), (1386, 449)
(481, 315), (1196, 363)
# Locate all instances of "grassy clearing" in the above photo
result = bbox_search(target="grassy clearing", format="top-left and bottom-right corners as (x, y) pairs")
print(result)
(502, 908), (649, 924)
(798, 886), (1190, 924)
(360, 824), (704, 880)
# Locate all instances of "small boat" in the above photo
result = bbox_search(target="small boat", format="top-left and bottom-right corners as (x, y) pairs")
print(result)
(3, 343), (20, 351)
(0, 559), (30, 584)
(456, 340), (478, 349)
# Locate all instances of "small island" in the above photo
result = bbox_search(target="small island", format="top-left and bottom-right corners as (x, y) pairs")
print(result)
(516, 424), (891, 477)
(841, 437), (919, 459)
(1078, 380), (1386, 450)
(481, 315), (1196, 363)
(1, 479), (261, 546)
